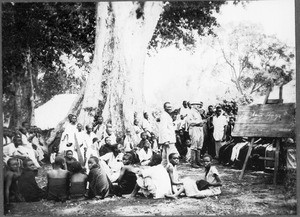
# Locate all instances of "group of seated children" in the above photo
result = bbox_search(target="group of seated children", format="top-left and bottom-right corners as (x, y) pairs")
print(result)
(4, 150), (222, 213)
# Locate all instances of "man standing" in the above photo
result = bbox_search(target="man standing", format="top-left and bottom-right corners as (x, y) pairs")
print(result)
(212, 106), (227, 159)
(187, 105), (204, 168)
(159, 102), (178, 167)
(93, 116), (106, 141)
(141, 112), (152, 137)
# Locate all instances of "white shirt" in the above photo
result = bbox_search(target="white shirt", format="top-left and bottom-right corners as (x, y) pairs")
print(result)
(142, 118), (152, 133)
(140, 164), (173, 199)
(137, 148), (153, 164)
(159, 111), (176, 144)
(187, 108), (203, 129)
(212, 114), (227, 141)
(94, 123), (106, 141)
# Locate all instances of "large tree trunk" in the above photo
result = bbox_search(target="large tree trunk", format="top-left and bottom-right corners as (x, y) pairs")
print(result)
(9, 65), (35, 129)
(81, 1), (163, 139)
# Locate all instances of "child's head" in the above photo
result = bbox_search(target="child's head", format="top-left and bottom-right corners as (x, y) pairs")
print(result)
(65, 150), (73, 159)
(169, 153), (180, 166)
(88, 156), (99, 170)
(122, 153), (133, 165)
(202, 154), (212, 168)
(7, 158), (20, 172)
(23, 159), (36, 171)
(54, 156), (66, 169)
(106, 127), (113, 136)
(229, 117), (235, 125)
(143, 140), (150, 150)
(112, 143), (123, 154)
(85, 124), (93, 133)
(140, 132), (148, 140)
(77, 123), (83, 131)
(93, 137), (99, 144)
(148, 153), (162, 166)
(70, 161), (84, 174)
(70, 115), (77, 124)
(13, 136), (23, 148)
(185, 139), (191, 147)
(104, 137), (112, 146)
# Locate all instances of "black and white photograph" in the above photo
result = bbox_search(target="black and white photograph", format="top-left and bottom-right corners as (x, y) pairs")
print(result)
(2, 0), (297, 216)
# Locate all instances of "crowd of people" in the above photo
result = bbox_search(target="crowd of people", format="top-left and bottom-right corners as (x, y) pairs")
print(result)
(3, 100), (234, 214)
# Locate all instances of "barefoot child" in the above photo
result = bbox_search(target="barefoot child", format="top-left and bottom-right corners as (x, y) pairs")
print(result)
(166, 153), (183, 193)
(166, 154), (222, 199)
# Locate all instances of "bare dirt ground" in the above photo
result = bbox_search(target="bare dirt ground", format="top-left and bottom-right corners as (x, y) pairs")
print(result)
(6, 161), (297, 216)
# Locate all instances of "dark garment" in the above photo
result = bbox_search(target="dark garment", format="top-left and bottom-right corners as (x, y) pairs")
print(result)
(225, 124), (234, 141)
(204, 115), (215, 158)
(70, 181), (87, 199)
(175, 133), (187, 157)
(65, 157), (77, 171)
(137, 139), (148, 149)
(219, 141), (235, 165)
(126, 150), (140, 164)
(99, 144), (112, 157)
(196, 179), (210, 191)
(234, 144), (250, 169)
(87, 164), (112, 199)
(113, 170), (137, 196)
(47, 177), (69, 202)
(18, 170), (45, 202)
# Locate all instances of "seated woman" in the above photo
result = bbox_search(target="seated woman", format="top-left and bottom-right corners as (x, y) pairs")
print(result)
(86, 156), (113, 199)
(113, 153), (138, 196)
(46, 156), (70, 202)
(100, 144), (124, 183)
(130, 154), (172, 199)
(69, 161), (88, 200)
(18, 159), (46, 202)
(166, 154), (222, 199)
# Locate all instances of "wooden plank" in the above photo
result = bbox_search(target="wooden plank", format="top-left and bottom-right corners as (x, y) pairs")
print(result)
(273, 139), (280, 184)
(239, 138), (255, 180)
(232, 103), (295, 138)
(267, 99), (283, 104)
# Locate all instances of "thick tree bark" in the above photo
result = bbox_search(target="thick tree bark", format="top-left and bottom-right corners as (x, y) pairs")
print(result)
(81, 1), (163, 139)
(9, 70), (34, 129)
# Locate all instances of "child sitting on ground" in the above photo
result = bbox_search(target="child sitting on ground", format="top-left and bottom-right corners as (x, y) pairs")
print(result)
(64, 150), (77, 171)
(166, 154), (222, 199)
(46, 156), (70, 202)
(166, 153), (183, 194)
(137, 139), (153, 166)
(86, 156), (113, 199)
(69, 161), (88, 200)
(130, 154), (173, 199)
(113, 153), (138, 196)
(18, 159), (46, 202)
(4, 157), (24, 214)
